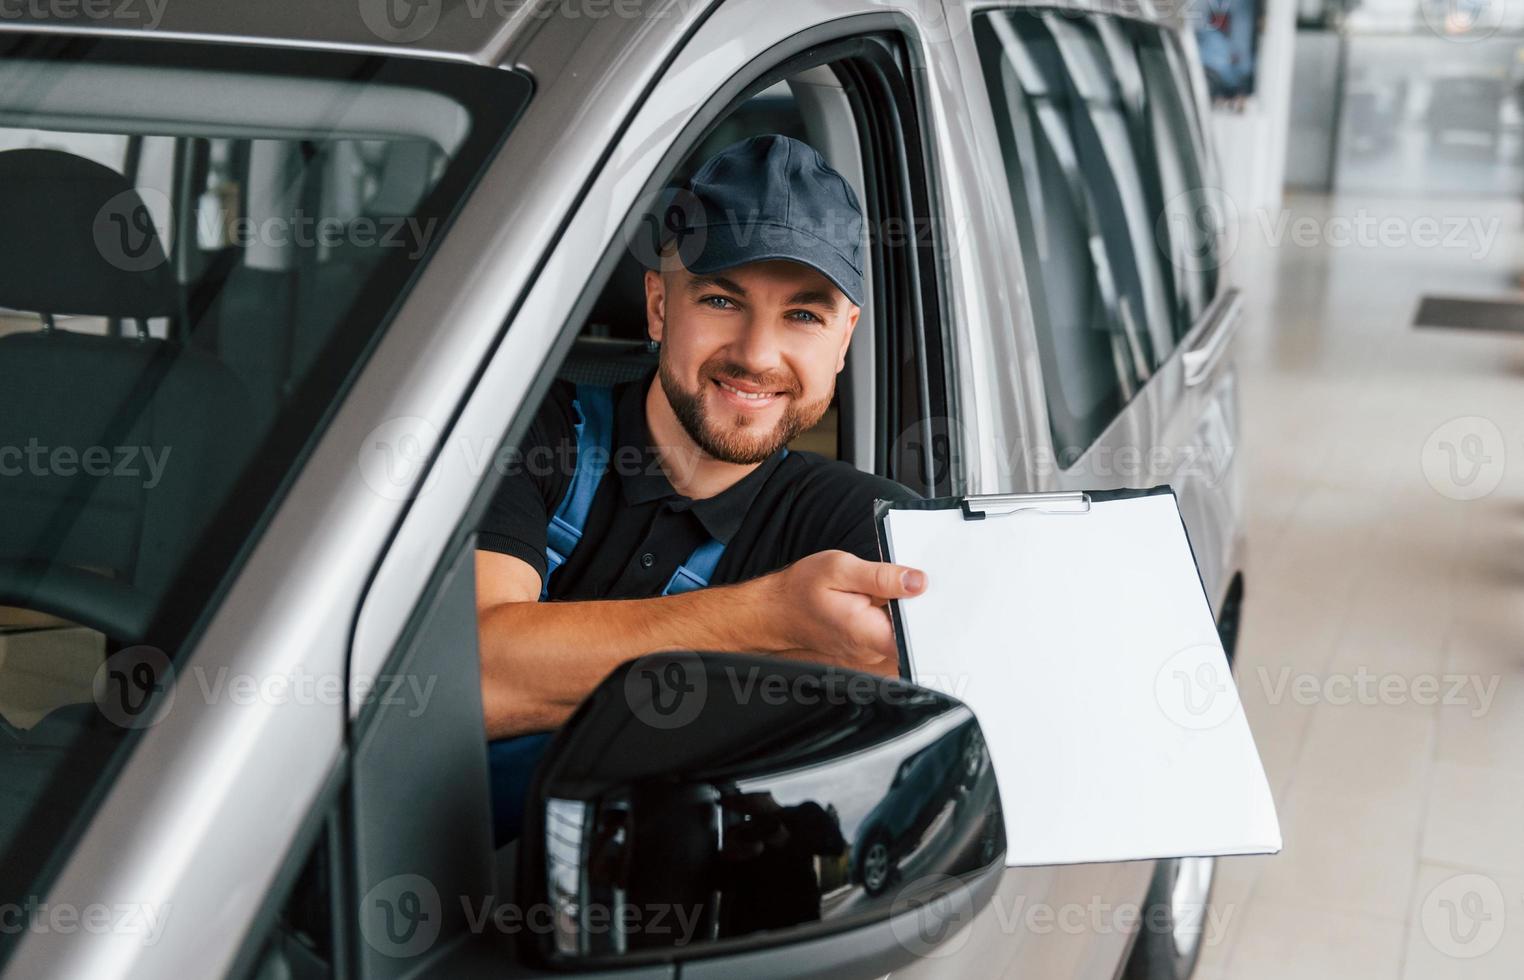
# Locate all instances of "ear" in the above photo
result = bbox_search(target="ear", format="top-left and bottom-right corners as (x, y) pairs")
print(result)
(645, 269), (667, 344)
(836, 304), (862, 374)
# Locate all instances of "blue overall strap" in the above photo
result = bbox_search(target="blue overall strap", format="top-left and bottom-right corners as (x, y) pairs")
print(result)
(662, 538), (726, 595)
(542, 384), (616, 600)
(658, 448), (786, 595)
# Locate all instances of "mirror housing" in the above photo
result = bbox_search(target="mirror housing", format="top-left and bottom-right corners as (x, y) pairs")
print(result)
(517, 653), (1004, 974)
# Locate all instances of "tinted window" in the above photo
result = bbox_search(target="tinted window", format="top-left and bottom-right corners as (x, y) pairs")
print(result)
(976, 11), (1211, 460)
(0, 35), (527, 931)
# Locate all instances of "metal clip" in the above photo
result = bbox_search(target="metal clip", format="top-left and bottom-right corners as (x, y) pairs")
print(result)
(960, 492), (1092, 520)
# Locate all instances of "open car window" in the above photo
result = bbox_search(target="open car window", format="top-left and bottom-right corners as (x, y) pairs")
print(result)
(0, 35), (528, 921)
(567, 78), (860, 465)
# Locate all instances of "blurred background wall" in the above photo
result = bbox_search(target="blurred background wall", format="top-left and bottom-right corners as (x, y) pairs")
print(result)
(1250, 0), (1524, 201)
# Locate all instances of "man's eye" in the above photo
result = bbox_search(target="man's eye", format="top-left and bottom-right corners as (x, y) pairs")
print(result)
(702, 296), (736, 310)
(788, 310), (823, 324)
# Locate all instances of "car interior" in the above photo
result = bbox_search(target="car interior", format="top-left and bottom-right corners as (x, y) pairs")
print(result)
(440, 47), (955, 974)
(0, 133), (444, 691)
(474, 37), (949, 865)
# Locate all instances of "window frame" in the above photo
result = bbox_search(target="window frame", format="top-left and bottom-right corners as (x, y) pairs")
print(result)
(502, 33), (953, 499)
(333, 14), (958, 976)
(972, 7), (1225, 468)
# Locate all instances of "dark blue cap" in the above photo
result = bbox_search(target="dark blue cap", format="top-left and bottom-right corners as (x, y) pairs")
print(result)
(660, 135), (866, 307)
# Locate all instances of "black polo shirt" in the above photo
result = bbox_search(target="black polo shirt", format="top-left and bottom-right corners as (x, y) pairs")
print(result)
(478, 374), (918, 600)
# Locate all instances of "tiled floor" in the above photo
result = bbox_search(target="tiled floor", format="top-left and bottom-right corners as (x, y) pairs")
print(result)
(1193, 193), (1524, 980)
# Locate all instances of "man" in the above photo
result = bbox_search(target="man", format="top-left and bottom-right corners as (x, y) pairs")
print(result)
(475, 135), (928, 831)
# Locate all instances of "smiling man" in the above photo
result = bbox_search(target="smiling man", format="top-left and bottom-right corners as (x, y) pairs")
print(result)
(473, 136), (926, 834)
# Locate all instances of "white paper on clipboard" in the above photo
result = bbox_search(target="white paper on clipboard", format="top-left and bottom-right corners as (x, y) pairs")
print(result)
(878, 488), (1281, 867)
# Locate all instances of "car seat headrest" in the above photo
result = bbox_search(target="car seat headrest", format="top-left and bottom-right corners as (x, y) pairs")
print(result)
(0, 148), (177, 319)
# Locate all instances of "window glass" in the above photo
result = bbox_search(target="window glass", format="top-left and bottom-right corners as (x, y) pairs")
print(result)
(0, 34), (527, 932)
(976, 11), (1145, 458)
(1048, 15), (1174, 367)
(1156, 31), (1223, 317)
(1133, 31), (1209, 332)
(976, 11), (1209, 460)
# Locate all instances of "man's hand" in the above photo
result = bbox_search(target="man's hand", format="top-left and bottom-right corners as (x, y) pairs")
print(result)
(749, 550), (928, 671)
(476, 549), (927, 737)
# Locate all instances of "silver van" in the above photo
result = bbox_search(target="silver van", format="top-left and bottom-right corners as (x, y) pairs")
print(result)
(0, 1), (1244, 977)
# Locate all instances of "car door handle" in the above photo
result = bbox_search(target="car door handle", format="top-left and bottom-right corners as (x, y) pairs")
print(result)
(1183, 289), (1243, 388)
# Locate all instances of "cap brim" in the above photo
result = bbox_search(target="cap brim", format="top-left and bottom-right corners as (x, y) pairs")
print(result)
(680, 231), (865, 308)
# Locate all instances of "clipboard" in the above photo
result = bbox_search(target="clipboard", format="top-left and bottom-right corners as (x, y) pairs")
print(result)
(875, 486), (1281, 867)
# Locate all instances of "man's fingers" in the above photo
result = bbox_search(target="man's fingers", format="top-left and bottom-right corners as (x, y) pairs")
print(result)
(852, 606), (899, 662)
(832, 553), (928, 600)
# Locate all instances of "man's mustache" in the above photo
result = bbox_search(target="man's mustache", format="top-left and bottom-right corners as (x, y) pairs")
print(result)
(705, 365), (802, 397)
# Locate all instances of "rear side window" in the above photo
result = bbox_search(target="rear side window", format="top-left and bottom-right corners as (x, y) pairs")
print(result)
(0, 35), (527, 935)
(976, 11), (1212, 462)
(1137, 28), (1222, 333)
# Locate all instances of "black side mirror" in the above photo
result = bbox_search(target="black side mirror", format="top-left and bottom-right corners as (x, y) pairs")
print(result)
(517, 653), (1005, 975)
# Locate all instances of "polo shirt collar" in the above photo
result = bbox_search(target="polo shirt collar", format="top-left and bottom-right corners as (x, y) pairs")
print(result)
(614, 374), (788, 545)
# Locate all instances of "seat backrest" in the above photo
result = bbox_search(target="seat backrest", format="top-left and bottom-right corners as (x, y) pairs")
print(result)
(0, 148), (177, 320)
(0, 150), (255, 615)
(0, 330), (255, 602)
(556, 337), (659, 387)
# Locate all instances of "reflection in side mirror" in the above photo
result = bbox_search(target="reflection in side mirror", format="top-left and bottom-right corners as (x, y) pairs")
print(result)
(517, 653), (1005, 973)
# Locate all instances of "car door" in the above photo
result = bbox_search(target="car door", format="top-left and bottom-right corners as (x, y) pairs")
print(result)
(333, 2), (1039, 978)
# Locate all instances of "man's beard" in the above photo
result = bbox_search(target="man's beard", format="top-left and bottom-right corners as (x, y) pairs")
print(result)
(658, 349), (832, 466)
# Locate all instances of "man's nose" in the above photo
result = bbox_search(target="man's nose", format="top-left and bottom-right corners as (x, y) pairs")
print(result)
(728, 317), (785, 376)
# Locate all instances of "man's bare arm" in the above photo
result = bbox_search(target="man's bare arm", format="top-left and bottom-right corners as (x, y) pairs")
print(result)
(475, 550), (927, 739)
